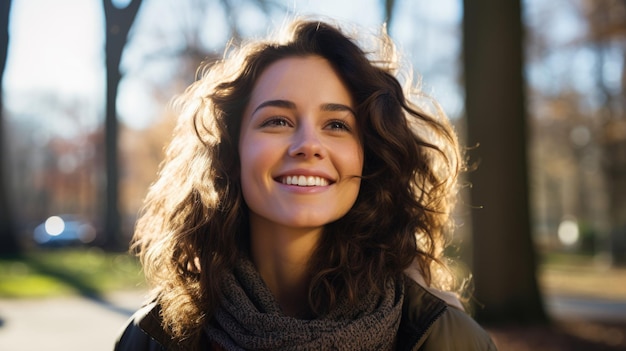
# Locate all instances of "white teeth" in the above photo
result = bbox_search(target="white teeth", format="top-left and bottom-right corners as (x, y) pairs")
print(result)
(281, 175), (329, 187)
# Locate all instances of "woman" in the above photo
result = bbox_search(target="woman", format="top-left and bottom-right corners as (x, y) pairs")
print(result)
(115, 18), (497, 351)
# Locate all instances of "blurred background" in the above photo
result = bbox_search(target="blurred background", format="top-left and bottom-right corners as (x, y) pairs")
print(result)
(0, 0), (625, 350)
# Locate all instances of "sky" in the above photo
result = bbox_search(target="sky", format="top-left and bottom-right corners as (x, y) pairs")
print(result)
(4, 0), (463, 132)
(5, 0), (103, 95)
(5, 0), (105, 136)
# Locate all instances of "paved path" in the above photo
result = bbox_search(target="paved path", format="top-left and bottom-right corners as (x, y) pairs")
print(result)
(0, 290), (147, 351)
(0, 291), (625, 351)
(545, 295), (626, 322)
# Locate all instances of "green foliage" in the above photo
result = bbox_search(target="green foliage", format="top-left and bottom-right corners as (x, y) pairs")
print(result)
(0, 248), (144, 298)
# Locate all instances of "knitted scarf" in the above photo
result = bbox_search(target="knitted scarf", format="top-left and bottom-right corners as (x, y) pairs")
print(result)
(204, 258), (404, 350)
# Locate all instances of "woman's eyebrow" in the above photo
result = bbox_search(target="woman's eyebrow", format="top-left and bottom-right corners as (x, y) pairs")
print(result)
(320, 103), (356, 116)
(252, 100), (356, 117)
(252, 99), (296, 115)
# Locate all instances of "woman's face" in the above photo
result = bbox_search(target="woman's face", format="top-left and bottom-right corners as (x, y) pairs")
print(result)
(239, 55), (364, 232)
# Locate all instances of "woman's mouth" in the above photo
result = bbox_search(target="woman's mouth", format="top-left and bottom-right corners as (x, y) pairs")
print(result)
(279, 175), (330, 187)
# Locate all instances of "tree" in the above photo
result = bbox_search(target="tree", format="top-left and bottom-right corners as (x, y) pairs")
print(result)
(383, 0), (396, 30)
(462, 0), (548, 324)
(583, 0), (626, 265)
(103, 0), (142, 249)
(0, 0), (19, 255)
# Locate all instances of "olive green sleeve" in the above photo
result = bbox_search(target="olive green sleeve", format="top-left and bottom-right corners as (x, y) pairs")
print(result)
(418, 307), (498, 351)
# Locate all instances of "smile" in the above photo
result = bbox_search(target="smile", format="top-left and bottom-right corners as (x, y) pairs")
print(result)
(280, 175), (330, 187)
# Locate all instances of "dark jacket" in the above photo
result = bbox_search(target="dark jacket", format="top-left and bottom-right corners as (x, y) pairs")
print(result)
(114, 279), (497, 350)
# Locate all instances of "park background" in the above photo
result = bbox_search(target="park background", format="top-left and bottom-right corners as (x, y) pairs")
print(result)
(1, 0), (626, 350)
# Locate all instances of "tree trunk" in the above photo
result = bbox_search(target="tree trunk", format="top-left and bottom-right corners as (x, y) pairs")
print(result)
(103, 0), (142, 250)
(597, 44), (626, 267)
(383, 0), (396, 29)
(0, 0), (19, 255)
(462, 0), (548, 324)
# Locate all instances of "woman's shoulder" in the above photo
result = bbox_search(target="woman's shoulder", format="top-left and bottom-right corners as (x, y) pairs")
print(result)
(401, 277), (498, 350)
(426, 304), (498, 350)
(114, 302), (173, 351)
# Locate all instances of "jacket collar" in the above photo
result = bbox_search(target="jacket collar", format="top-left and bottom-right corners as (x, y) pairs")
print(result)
(396, 278), (448, 350)
(136, 302), (187, 350)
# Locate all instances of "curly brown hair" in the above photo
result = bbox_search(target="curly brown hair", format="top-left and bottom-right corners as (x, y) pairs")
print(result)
(132, 18), (463, 346)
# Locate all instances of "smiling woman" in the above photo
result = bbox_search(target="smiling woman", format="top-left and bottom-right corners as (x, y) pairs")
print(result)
(240, 56), (363, 237)
(115, 18), (497, 351)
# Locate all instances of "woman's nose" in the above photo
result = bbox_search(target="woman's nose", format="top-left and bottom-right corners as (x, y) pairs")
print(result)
(287, 124), (325, 159)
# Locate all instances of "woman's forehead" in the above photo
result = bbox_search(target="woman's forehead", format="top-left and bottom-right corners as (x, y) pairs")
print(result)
(246, 56), (354, 111)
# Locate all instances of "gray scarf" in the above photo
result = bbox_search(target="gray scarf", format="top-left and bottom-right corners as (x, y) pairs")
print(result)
(204, 258), (404, 350)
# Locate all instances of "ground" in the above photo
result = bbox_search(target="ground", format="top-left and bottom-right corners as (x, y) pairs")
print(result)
(488, 319), (626, 351)
(487, 255), (626, 350)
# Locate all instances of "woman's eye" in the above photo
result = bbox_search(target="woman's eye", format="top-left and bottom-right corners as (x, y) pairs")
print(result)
(260, 117), (291, 128)
(326, 120), (351, 132)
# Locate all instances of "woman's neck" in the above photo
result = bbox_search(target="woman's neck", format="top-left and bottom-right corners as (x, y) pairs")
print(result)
(249, 216), (322, 317)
